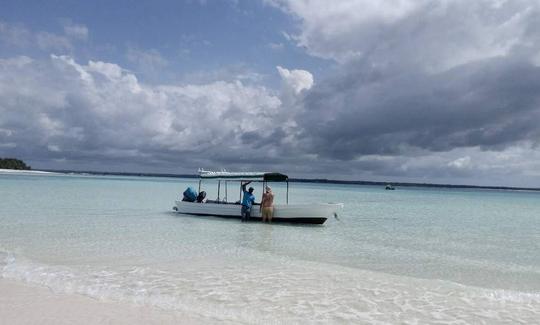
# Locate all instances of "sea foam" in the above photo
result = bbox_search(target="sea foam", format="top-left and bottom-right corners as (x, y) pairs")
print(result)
(2, 249), (539, 324)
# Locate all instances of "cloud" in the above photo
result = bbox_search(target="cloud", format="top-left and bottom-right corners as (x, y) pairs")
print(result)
(3, 4), (540, 186)
(36, 32), (72, 51)
(0, 55), (286, 172)
(448, 156), (472, 169)
(268, 1), (540, 173)
(180, 64), (265, 85)
(277, 66), (313, 94)
(0, 20), (76, 53)
(1, 54), (540, 185)
(127, 48), (168, 68)
(296, 58), (540, 159)
(269, 0), (540, 69)
(63, 22), (89, 41)
(0, 21), (32, 48)
(126, 47), (169, 80)
(268, 42), (284, 51)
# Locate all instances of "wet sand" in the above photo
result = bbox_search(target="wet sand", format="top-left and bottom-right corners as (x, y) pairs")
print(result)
(0, 279), (204, 325)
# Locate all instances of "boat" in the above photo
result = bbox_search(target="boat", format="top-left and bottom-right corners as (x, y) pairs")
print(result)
(172, 170), (343, 224)
(385, 184), (395, 190)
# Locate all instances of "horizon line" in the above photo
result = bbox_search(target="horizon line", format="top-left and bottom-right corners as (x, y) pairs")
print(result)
(41, 169), (540, 192)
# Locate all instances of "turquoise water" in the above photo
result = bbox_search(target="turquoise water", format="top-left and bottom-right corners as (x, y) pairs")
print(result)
(1, 173), (539, 323)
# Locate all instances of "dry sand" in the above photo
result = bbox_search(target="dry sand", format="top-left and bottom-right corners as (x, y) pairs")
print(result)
(0, 279), (205, 325)
(0, 169), (56, 175)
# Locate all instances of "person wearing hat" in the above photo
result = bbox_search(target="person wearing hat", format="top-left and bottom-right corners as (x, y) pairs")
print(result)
(260, 185), (274, 223)
(241, 181), (256, 222)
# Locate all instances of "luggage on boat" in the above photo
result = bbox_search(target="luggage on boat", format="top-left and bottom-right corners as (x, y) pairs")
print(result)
(182, 187), (198, 202)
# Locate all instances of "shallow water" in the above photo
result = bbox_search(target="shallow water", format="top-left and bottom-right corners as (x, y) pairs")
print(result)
(1, 173), (539, 323)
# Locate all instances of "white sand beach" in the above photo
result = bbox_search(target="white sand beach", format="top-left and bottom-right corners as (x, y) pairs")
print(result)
(0, 169), (57, 175)
(0, 279), (204, 325)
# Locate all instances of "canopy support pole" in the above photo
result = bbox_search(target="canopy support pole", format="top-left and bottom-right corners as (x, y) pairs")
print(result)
(286, 180), (289, 204)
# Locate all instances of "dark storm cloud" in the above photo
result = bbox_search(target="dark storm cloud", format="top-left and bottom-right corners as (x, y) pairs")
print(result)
(265, 0), (540, 168)
(297, 58), (540, 159)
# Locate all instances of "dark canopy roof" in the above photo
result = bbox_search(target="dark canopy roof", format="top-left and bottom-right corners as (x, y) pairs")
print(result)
(199, 170), (288, 182)
(263, 172), (288, 182)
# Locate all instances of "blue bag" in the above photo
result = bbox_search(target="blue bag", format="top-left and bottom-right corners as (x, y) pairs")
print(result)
(182, 187), (198, 202)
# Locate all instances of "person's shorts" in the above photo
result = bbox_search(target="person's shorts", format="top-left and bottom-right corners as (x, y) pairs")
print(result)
(262, 207), (273, 219)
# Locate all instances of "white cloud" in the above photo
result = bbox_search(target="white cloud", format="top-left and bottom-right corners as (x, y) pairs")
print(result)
(277, 66), (313, 94)
(448, 156), (472, 169)
(268, 42), (284, 50)
(1, 20), (89, 53)
(0, 20), (74, 52)
(36, 32), (72, 51)
(63, 23), (88, 41)
(0, 55), (283, 168)
(270, 0), (539, 71)
(0, 55), (33, 67)
(126, 47), (169, 81)
(0, 21), (32, 47)
(181, 65), (264, 85)
(126, 48), (168, 69)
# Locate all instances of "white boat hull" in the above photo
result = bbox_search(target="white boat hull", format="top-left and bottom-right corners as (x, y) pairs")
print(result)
(173, 201), (343, 224)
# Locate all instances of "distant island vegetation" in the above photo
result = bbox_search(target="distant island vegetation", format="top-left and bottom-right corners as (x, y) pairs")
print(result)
(45, 169), (540, 192)
(0, 158), (31, 170)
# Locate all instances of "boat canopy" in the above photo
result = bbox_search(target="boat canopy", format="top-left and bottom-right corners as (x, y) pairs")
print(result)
(199, 170), (288, 182)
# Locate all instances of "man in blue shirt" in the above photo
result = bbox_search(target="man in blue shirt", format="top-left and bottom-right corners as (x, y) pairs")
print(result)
(241, 181), (255, 222)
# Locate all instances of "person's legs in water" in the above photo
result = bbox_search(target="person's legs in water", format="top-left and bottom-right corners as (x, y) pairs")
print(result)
(267, 207), (273, 223)
(245, 207), (251, 221)
(262, 207), (273, 223)
(241, 206), (251, 222)
(241, 206), (246, 222)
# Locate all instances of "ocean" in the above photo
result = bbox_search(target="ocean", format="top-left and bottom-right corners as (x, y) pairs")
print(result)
(1, 172), (539, 323)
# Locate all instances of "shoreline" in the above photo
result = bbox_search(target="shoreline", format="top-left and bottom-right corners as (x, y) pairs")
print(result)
(0, 278), (203, 325)
(0, 169), (56, 175)
(2, 257), (538, 324)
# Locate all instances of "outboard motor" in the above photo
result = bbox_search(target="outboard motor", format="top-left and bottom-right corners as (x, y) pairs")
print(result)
(196, 191), (207, 203)
(182, 187), (198, 202)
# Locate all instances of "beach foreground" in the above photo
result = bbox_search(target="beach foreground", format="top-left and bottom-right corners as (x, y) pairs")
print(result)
(2, 264), (538, 324)
(0, 279), (202, 325)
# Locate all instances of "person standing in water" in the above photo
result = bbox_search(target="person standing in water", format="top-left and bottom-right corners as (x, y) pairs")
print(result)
(260, 186), (274, 223)
(241, 181), (255, 222)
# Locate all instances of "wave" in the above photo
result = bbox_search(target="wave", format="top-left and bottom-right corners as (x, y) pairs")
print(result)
(1, 249), (539, 324)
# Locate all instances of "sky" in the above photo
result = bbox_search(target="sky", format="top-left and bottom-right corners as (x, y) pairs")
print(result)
(1, 0), (540, 187)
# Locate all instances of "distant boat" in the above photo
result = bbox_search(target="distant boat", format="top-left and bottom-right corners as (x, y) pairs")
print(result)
(385, 184), (395, 190)
(173, 170), (343, 224)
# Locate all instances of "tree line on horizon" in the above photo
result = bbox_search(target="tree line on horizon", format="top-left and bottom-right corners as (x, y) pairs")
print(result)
(0, 158), (31, 170)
